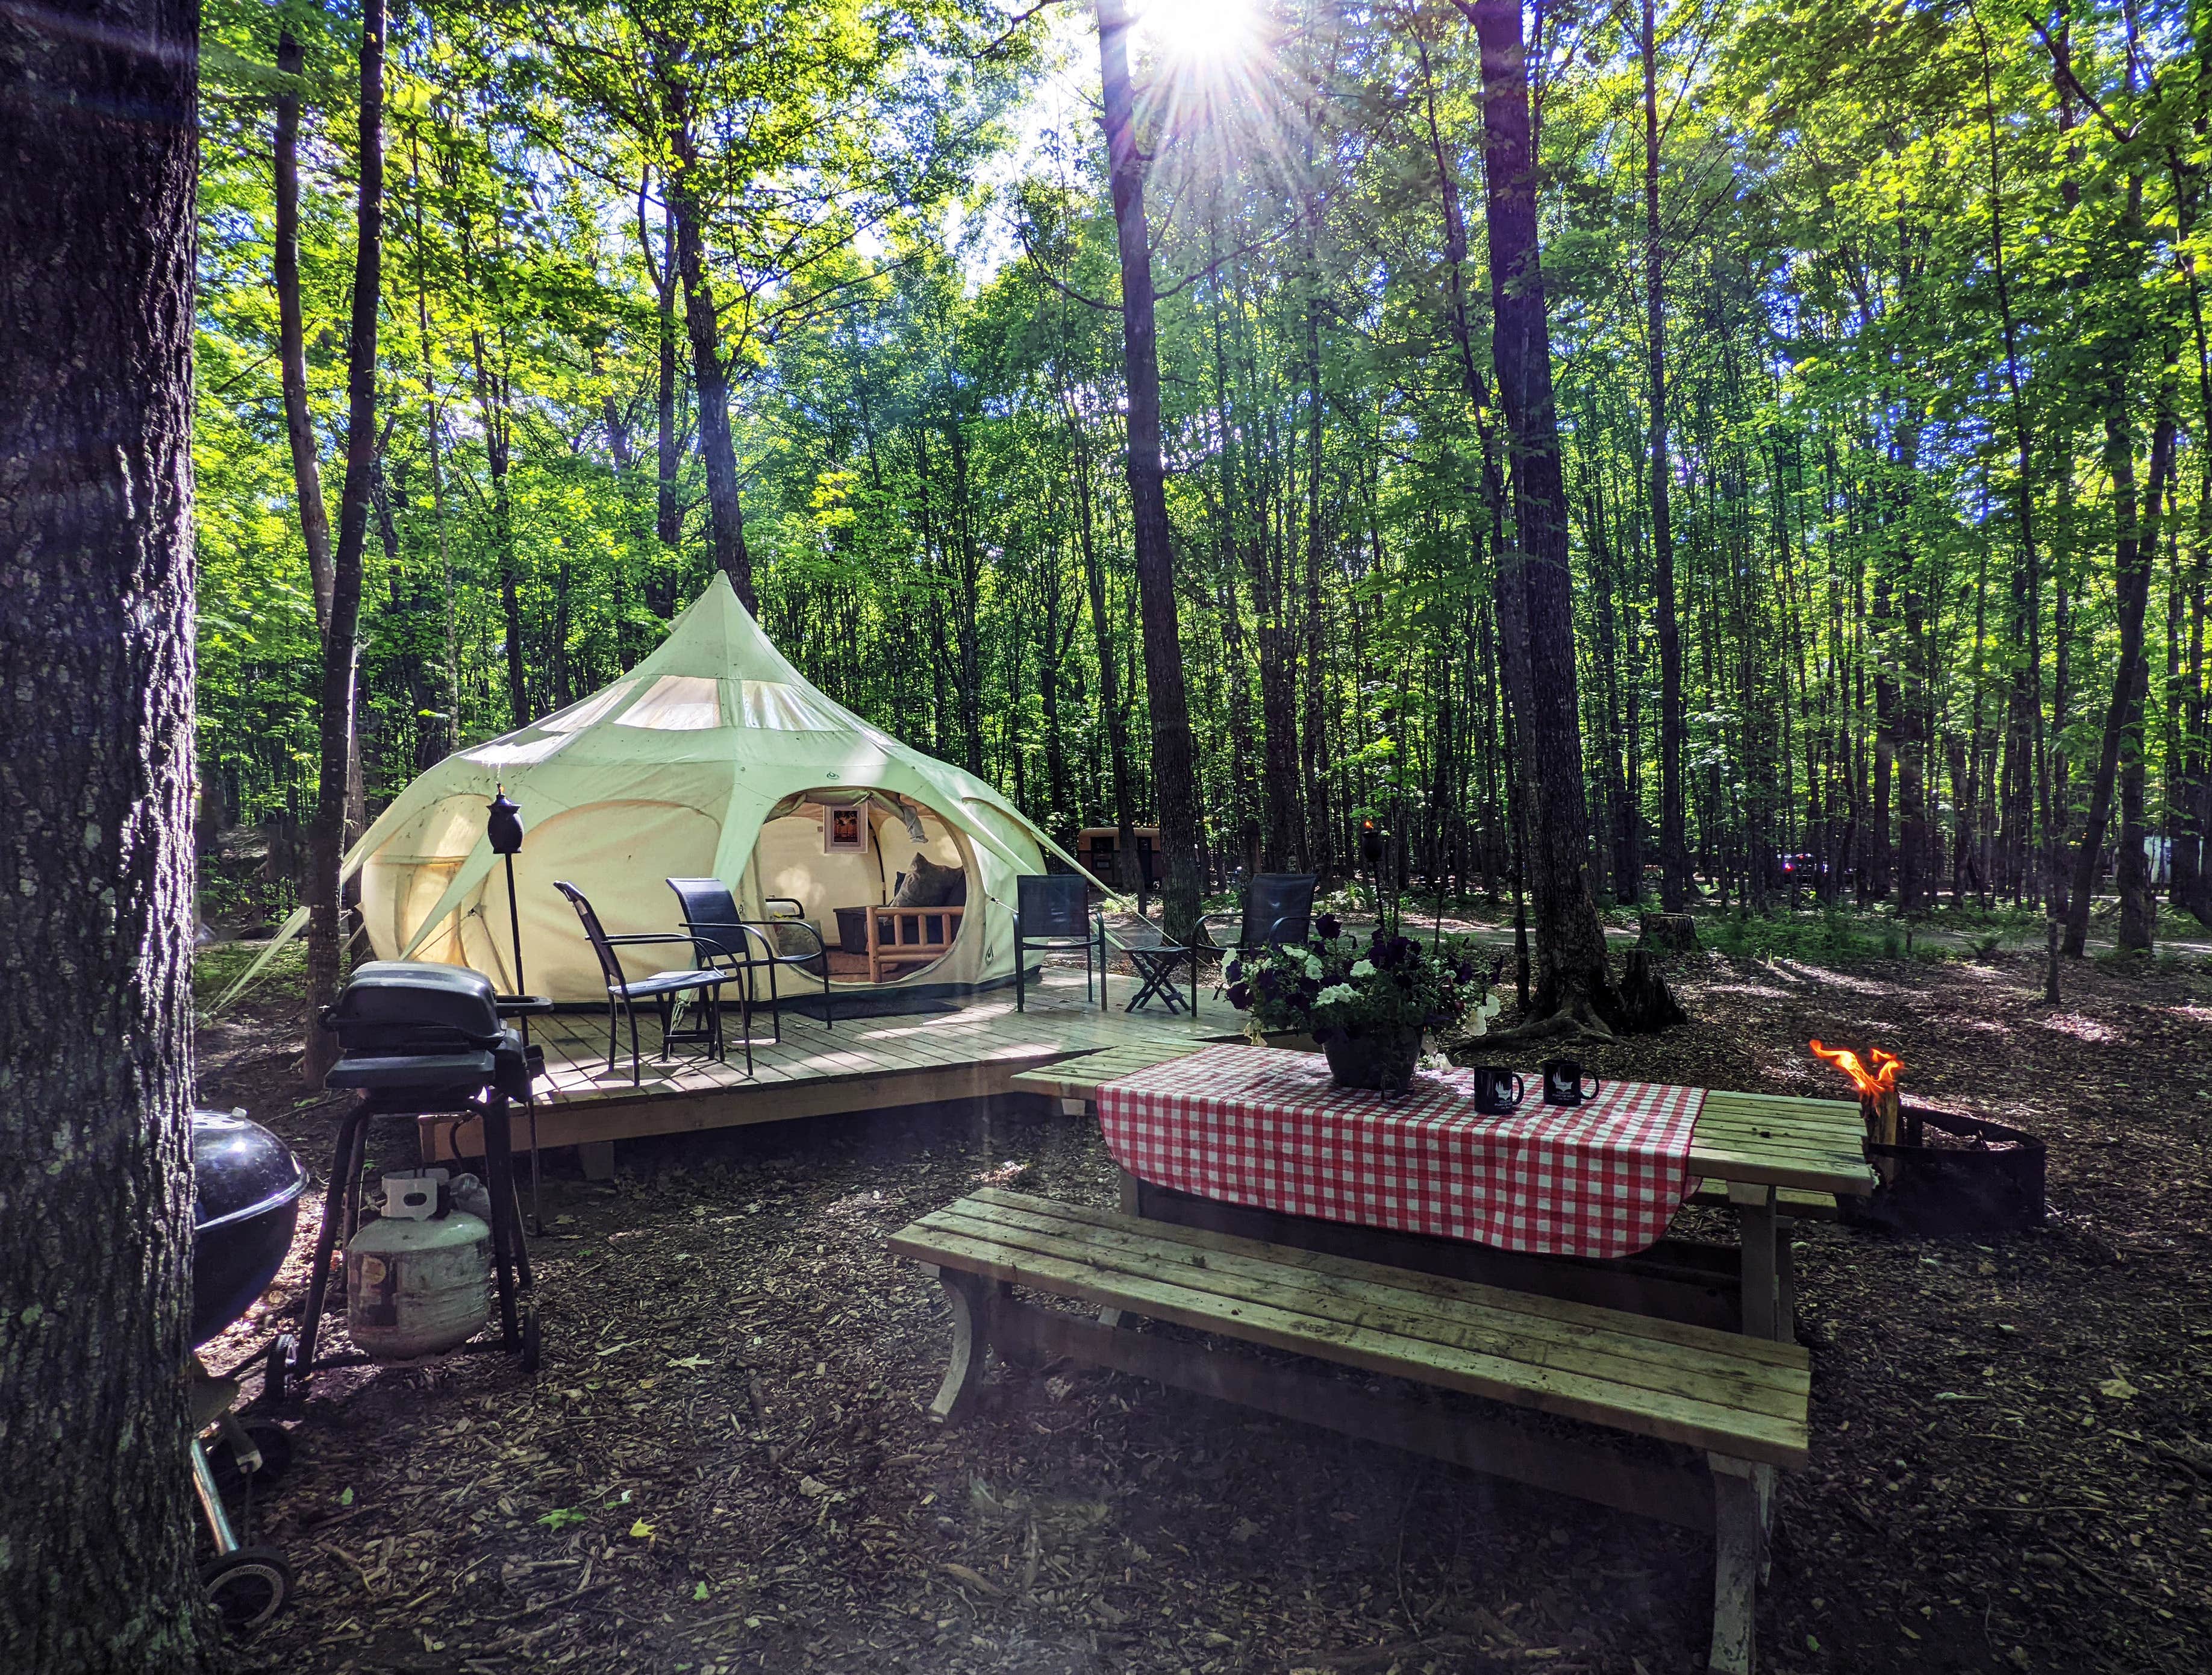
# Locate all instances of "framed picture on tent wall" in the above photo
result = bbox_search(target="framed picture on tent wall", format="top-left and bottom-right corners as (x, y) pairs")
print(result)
(825, 806), (867, 854)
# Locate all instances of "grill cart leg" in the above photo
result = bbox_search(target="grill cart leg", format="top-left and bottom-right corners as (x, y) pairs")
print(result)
(479, 1092), (524, 1351)
(292, 1100), (371, 1379)
(190, 1425), (240, 1558)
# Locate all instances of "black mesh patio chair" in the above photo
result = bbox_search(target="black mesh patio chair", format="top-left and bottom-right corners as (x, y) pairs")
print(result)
(1200, 872), (1319, 994)
(553, 881), (737, 1082)
(1013, 872), (1095, 1012)
(666, 877), (833, 1041)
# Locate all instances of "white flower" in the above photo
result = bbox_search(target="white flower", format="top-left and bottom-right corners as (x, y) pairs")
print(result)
(1300, 952), (1323, 980)
(1316, 983), (1357, 1006)
(1350, 958), (1375, 979)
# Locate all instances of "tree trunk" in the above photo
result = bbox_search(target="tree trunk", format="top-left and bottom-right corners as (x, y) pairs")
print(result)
(2066, 363), (2158, 956)
(1462, 0), (1622, 1027)
(304, 0), (386, 1088)
(946, 416), (986, 776)
(2117, 366), (2178, 951)
(656, 277), (681, 557)
(1870, 563), (1897, 903)
(2177, 484), (2211, 925)
(274, 27), (334, 630)
(636, 175), (681, 612)
(0, 1), (223, 1666)
(1096, 0), (1202, 939)
(664, 89), (754, 610)
(1894, 417), (1930, 916)
(469, 328), (528, 730)
(1642, 0), (1688, 910)
(1069, 410), (1141, 892)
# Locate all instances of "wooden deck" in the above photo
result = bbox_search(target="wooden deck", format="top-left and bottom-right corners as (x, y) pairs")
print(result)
(420, 964), (1233, 1163)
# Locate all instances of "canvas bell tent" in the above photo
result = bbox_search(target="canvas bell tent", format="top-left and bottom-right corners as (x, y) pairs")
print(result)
(227, 576), (1094, 1006)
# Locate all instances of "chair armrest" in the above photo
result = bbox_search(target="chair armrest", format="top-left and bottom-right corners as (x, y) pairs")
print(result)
(763, 897), (805, 919)
(602, 932), (695, 948)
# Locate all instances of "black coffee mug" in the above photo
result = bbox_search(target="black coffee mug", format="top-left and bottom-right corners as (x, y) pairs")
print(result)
(1467, 1065), (1525, 1114)
(1541, 1057), (1602, 1106)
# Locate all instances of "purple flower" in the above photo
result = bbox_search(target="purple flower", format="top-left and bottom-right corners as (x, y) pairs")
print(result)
(1226, 982), (1252, 1009)
(1315, 912), (1342, 941)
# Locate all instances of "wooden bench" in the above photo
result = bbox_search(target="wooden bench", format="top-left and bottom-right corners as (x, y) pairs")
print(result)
(890, 1188), (1809, 1675)
(865, 903), (964, 982)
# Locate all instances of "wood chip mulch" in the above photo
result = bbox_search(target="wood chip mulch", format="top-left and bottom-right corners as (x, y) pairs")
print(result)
(194, 945), (2212, 1674)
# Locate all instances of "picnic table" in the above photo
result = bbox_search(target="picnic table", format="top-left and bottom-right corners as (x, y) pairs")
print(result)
(1013, 1042), (1876, 1341)
(901, 1042), (1867, 1674)
(970, 1044), (1876, 1672)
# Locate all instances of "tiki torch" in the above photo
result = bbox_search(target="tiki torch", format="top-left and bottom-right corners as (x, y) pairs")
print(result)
(486, 786), (542, 1231)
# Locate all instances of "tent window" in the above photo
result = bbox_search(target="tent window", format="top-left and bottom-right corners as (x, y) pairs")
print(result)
(738, 680), (841, 732)
(542, 680), (636, 734)
(617, 675), (723, 731)
(463, 733), (570, 768)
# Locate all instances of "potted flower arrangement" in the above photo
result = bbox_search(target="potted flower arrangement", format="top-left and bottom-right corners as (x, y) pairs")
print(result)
(1223, 913), (1499, 1092)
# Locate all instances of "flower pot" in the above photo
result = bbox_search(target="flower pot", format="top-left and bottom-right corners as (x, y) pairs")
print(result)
(1321, 1027), (1423, 1093)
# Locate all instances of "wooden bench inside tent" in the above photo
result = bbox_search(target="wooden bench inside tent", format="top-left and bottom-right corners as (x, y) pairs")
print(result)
(864, 904), (965, 982)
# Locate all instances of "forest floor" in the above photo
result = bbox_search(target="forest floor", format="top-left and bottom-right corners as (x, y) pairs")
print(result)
(195, 938), (2212, 1675)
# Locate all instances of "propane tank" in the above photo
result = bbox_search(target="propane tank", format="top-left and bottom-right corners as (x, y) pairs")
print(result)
(345, 1170), (490, 1360)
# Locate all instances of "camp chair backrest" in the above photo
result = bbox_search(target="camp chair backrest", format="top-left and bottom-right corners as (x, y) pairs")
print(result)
(1240, 873), (1317, 949)
(1017, 872), (1090, 941)
(666, 877), (754, 966)
(554, 880), (628, 991)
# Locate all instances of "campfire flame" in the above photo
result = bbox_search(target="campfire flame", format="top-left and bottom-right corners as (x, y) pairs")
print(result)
(1809, 1040), (1904, 1097)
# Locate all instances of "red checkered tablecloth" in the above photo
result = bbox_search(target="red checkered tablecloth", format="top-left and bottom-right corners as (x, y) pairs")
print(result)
(1096, 1044), (1704, 1259)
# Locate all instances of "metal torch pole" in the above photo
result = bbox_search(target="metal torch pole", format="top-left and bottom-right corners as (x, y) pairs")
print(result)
(501, 848), (543, 1234)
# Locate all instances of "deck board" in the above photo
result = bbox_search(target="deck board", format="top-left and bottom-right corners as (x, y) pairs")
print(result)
(421, 965), (1234, 1160)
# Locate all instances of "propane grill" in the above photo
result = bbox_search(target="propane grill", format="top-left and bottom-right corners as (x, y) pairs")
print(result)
(269, 962), (549, 1397)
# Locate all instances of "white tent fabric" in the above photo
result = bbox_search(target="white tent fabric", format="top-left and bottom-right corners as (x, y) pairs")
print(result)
(222, 575), (1096, 1006)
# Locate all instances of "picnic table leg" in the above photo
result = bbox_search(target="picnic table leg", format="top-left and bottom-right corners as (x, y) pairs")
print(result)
(926, 1269), (993, 1424)
(1099, 1169), (1145, 1329)
(1775, 1218), (1798, 1339)
(1728, 1182), (1781, 1340)
(1706, 1454), (1766, 1675)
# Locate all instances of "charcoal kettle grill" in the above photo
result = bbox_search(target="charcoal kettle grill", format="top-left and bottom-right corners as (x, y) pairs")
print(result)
(267, 962), (548, 1396)
(189, 1109), (307, 1631)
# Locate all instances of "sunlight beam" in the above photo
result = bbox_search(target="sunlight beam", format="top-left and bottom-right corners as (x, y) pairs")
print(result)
(1135, 0), (1256, 63)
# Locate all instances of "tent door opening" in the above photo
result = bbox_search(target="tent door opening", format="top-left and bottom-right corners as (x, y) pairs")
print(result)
(743, 791), (973, 986)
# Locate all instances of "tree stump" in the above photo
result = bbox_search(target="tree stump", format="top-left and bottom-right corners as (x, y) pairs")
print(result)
(1619, 950), (1689, 1032)
(1639, 912), (1699, 953)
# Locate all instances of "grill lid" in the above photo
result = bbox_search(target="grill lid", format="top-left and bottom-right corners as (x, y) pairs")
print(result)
(192, 1109), (307, 1234)
(323, 961), (504, 1053)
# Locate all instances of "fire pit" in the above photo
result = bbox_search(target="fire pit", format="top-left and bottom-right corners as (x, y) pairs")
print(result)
(1811, 1041), (2047, 1236)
